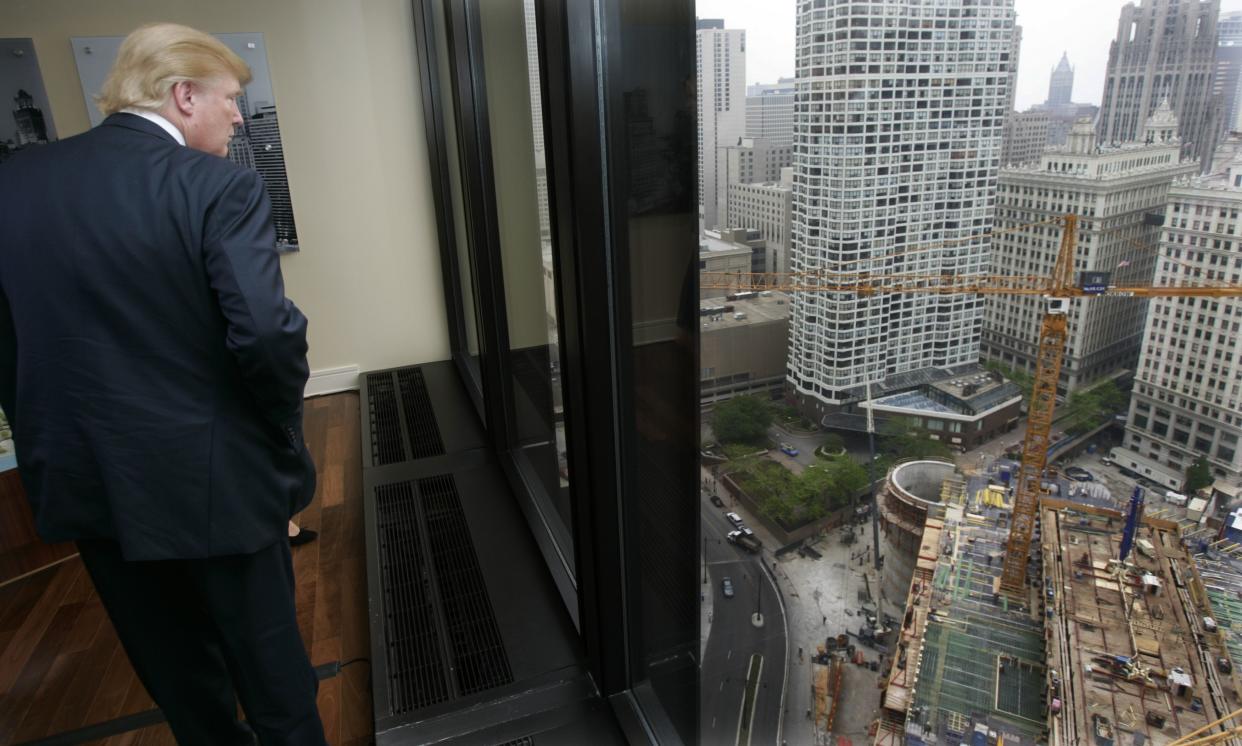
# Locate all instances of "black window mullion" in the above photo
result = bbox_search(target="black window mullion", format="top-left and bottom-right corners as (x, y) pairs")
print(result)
(441, 0), (517, 449)
(410, 0), (480, 415)
(538, 0), (635, 701)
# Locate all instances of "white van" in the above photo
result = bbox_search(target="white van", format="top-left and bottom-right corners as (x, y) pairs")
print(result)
(1165, 491), (1188, 507)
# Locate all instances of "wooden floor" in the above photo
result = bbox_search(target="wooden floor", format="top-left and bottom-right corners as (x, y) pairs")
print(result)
(0, 393), (372, 745)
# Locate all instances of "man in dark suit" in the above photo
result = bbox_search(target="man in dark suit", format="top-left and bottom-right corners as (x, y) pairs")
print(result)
(0, 23), (326, 745)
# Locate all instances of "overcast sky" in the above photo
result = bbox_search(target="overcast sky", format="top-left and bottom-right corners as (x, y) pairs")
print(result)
(697, 0), (1242, 111)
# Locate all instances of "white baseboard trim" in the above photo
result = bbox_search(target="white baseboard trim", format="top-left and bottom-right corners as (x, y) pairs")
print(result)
(305, 365), (361, 398)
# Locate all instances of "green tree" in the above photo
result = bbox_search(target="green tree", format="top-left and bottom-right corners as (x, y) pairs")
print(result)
(793, 455), (869, 517)
(1063, 380), (1125, 435)
(712, 395), (774, 446)
(1185, 456), (1214, 493)
(880, 417), (953, 461)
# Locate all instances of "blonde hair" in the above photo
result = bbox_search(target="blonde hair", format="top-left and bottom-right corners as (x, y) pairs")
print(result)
(97, 22), (252, 116)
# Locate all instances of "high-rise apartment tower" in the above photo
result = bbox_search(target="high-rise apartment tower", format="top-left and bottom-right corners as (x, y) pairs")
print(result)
(696, 19), (746, 234)
(786, 0), (1016, 417)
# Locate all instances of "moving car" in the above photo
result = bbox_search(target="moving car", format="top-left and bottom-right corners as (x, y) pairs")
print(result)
(780, 443), (799, 457)
(721, 576), (735, 598)
(727, 529), (762, 553)
(709, 495), (725, 508)
(725, 511), (744, 527)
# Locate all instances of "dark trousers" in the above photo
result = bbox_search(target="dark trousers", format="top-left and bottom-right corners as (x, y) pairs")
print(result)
(77, 538), (327, 746)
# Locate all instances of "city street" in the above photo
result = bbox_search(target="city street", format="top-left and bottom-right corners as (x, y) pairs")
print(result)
(699, 496), (787, 746)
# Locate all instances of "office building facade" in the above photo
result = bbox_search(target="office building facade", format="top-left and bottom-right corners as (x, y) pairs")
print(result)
(1000, 109), (1050, 167)
(715, 137), (792, 230)
(727, 168), (793, 275)
(985, 111), (1197, 393)
(1117, 144), (1242, 488)
(787, 0), (1016, 418)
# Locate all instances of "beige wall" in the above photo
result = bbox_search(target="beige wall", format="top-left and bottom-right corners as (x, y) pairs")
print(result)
(7, 0), (449, 381)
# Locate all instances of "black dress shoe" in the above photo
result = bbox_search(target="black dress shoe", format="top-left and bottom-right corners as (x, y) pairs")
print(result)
(289, 528), (319, 547)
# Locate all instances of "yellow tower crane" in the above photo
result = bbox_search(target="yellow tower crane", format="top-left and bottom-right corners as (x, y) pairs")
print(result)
(702, 214), (1242, 594)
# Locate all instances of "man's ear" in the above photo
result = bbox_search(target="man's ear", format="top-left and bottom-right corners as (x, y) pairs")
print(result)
(169, 80), (197, 118)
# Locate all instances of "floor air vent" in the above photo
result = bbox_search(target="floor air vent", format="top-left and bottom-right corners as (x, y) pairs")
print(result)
(375, 481), (452, 713)
(374, 475), (513, 715)
(364, 367), (446, 467)
(420, 475), (514, 695)
(366, 373), (406, 466)
(397, 367), (446, 459)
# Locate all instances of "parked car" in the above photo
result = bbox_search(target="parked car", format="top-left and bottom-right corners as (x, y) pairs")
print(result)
(710, 495), (725, 508)
(721, 576), (735, 598)
(780, 443), (799, 457)
(1064, 466), (1094, 482)
(725, 511), (744, 527)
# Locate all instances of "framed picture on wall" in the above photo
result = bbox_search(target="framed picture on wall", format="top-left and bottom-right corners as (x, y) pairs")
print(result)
(0, 38), (58, 165)
(71, 32), (301, 252)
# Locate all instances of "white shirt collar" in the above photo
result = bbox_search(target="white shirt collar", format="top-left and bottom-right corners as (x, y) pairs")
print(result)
(119, 107), (186, 146)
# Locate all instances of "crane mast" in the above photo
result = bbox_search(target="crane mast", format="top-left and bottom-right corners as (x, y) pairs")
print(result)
(999, 215), (1076, 594)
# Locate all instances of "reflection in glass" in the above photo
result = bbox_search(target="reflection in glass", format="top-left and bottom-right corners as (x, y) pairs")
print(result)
(478, 0), (573, 563)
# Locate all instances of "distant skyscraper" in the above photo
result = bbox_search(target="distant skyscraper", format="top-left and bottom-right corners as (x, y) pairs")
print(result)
(1221, 8), (1242, 42)
(1046, 52), (1074, 107)
(1097, 0), (1223, 170)
(1117, 136), (1242, 488)
(745, 81), (794, 147)
(248, 105), (297, 248)
(12, 89), (49, 146)
(1216, 12), (1242, 134)
(786, 0), (1016, 417)
(986, 111), (1196, 393)
(696, 19), (746, 234)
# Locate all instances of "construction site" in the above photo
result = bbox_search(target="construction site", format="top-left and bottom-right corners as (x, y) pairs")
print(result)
(873, 459), (1242, 745)
(1043, 493), (1242, 744)
(876, 463), (1047, 745)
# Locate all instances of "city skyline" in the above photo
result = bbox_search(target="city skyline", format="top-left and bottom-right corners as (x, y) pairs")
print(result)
(699, 0), (1242, 112)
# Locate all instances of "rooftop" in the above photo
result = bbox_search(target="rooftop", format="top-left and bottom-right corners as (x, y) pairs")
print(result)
(699, 291), (790, 330)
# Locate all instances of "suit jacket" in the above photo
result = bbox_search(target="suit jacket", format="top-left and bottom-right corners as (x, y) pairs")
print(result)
(0, 113), (315, 560)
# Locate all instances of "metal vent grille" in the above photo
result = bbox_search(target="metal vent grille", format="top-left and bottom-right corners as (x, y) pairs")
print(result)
(420, 475), (514, 695)
(366, 372), (406, 466)
(375, 481), (451, 713)
(397, 367), (446, 459)
(495, 738), (535, 746)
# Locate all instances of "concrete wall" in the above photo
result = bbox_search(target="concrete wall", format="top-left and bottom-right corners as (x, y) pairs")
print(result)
(879, 461), (953, 615)
(7, 0), (449, 390)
